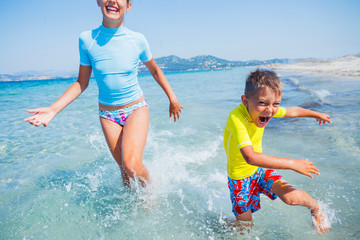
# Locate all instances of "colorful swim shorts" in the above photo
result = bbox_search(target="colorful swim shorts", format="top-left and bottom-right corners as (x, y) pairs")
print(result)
(228, 168), (283, 215)
(99, 100), (148, 126)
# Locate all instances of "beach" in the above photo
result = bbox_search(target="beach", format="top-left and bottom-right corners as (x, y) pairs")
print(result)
(272, 55), (360, 80)
(1, 65), (359, 239)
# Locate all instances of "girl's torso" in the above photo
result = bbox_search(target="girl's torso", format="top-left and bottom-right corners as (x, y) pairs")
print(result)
(79, 25), (152, 108)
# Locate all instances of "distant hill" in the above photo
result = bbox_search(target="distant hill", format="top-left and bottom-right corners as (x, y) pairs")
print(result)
(0, 55), (289, 82)
(0, 70), (78, 82)
(138, 55), (289, 74)
(0, 73), (77, 82)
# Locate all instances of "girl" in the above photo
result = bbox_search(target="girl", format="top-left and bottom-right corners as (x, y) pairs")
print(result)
(25, 0), (183, 187)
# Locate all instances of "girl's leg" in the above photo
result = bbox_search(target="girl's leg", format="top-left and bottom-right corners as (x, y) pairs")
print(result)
(121, 106), (150, 186)
(100, 117), (131, 186)
(271, 179), (330, 233)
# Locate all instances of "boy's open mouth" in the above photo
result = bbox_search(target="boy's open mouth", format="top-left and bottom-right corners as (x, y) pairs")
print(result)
(106, 6), (119, 13)
(259, 116), (270, 125)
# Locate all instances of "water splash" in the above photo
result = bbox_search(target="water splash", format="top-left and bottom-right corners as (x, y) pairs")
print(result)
(311, 200), (337, 234)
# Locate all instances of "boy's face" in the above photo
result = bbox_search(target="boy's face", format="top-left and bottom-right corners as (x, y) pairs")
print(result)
(97, 0), (131, 28)
(241, 87), (282, 128)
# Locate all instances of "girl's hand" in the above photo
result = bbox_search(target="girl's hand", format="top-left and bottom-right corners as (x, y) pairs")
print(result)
(290, 159), (320, 178)
(169, 100), (183, 122)
(25, 107), (56, 127)
(315, 113), (331, 126)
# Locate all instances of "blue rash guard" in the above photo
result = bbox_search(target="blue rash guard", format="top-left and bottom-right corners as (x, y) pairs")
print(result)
(79, 25), (152, 106)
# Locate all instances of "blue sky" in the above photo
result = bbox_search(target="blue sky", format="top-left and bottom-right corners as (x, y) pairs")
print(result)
(0, 0), (359, 74)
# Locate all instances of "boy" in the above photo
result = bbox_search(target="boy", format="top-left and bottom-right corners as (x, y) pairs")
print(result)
(224, 69), (331, 233)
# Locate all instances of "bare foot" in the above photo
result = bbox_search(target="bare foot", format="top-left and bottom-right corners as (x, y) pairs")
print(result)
(311, 206), (331, 234)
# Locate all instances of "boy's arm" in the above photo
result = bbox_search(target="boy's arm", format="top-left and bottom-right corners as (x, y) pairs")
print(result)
(284, 106), (331, 125)
(240, 145), (320, 178)
(143, 59), (183, 122)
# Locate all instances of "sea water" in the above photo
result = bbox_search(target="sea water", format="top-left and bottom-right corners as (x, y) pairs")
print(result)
(0, 67), (359, 239)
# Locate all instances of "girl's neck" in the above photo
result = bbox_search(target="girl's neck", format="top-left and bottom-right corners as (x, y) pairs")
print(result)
(102, 19), (124, 29)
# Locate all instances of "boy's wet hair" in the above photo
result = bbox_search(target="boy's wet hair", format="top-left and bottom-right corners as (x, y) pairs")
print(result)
(245, 69), (283, 97)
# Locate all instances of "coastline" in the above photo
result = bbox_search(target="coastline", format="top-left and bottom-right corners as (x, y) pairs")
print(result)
(267, 55), (360, 80)
(3, 54), (359, 82)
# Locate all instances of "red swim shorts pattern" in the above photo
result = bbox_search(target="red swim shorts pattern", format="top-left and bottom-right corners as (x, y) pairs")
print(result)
(228, 168), (283, 215)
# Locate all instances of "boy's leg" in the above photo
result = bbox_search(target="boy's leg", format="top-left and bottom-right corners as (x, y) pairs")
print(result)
(234, 210), (254, 231)
(271, 179), (317, 208)
(228, 176), (256, 229)
(100, 117), (130, 186)
(235, 209), (253, 221)
(121, 106), (150, 186)
(271, 179), (330, 233)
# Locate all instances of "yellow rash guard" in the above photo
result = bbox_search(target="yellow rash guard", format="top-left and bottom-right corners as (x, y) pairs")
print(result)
(224, 103), (286, 180)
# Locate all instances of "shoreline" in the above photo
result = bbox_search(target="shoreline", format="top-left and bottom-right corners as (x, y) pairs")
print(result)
(267, 55), (360, 80)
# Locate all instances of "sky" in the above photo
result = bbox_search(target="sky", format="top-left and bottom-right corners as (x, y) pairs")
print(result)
(0, 0), (359, 74)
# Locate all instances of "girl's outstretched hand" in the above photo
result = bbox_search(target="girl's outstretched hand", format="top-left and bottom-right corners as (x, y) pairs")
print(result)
(291, 159), (320, 178)
(316, 113), (331, 126)
(169, 100), (183, 122)
(25, 107), (56, 127)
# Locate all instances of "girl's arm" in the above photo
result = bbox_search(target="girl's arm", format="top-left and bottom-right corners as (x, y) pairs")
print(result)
(143, 59), (183, 122)
(240, 145), (320, 178)
(285, 106), (331, 125)
(25, 65), (92, 127)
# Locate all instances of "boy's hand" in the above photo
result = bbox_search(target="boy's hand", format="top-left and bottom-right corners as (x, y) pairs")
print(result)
(315, 113), (331, 126)
(290, 159), (320, 178)
(25, 107), (56, 127)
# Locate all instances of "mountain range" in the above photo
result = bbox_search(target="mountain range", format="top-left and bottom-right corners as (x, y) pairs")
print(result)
(0, 55), (289, 82)
(138, 55), (288, 74)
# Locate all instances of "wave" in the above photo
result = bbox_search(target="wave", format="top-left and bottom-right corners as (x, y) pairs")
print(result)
(284, 77), (332, 105)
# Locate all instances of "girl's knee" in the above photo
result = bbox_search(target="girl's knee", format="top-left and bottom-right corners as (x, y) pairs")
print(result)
(123, 156), (143, 176)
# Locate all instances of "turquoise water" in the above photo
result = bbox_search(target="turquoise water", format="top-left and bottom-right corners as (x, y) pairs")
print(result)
(0, 67), (359, 239)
